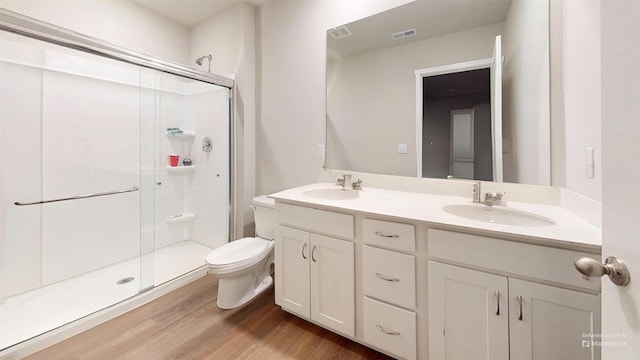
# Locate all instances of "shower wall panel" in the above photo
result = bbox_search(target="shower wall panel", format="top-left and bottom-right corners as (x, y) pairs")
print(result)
(154, 74), (230, 252)
(188, 86), (230, 249)
(156, 82), (190, 250)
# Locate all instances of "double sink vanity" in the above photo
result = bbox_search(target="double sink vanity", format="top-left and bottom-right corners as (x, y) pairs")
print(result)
(270, 176), (601, 360)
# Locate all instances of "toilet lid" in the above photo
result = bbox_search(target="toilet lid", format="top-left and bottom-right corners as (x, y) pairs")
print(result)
(206, 237), (271, 266)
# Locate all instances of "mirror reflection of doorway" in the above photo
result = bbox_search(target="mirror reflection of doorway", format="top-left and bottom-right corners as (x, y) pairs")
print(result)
(422, 68), (494, 180)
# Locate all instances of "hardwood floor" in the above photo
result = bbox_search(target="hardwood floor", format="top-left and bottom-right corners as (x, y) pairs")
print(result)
(28, 275), (393, 360)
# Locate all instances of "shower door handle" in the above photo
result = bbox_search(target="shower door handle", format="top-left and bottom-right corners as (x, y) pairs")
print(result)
(14, 186), (139, 206)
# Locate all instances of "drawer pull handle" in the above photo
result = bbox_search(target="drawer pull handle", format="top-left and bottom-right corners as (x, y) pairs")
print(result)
(311, 245), (317, 262)
(376, 324), (400, 336)
(375, 273), (400, 282)
(517, 295), (523, 321)
(375, 231), (399, 238)
(302, 243), (307, 260)
(495, 291), (500, 316)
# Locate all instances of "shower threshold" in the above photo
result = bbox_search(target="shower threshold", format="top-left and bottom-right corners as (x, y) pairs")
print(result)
(0, 240), (211, 352)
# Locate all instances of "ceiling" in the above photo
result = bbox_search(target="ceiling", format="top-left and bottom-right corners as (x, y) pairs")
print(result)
(130, 0), (263, 27)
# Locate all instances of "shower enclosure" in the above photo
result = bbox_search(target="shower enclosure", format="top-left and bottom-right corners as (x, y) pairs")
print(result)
(0, 10), (234, 353)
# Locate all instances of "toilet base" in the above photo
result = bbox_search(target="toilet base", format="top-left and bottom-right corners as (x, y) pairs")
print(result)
(216, 272), (273, 309)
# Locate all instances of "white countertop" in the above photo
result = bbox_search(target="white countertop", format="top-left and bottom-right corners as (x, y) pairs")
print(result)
(270, 183), (602, 252)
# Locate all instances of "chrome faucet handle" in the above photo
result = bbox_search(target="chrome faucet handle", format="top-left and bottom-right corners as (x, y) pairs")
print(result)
(352, 179), (363, 190)
(336, 178), (345, 187)
(484, 192), (506, 206)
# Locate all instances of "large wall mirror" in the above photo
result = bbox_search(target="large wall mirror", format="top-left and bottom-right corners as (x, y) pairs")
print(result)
(326, 0), (550, 185)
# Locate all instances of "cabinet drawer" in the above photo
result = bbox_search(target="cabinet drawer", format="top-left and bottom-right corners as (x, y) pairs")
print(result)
(363, 218), (415, 252)
(363, 296), (416, 360)
(363, 246), (416, 310)
(276, 203), (354, 239)
(428, 229), (601, 291)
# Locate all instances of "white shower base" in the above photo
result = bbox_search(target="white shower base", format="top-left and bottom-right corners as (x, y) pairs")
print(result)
(0, 240), (211, 351)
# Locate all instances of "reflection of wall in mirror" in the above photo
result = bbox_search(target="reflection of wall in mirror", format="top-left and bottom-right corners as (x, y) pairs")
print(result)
(502, 0), (550, 185)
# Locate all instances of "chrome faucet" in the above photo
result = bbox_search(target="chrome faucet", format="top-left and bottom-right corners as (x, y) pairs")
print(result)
(483, 192), (506, 206)
(472, 181), (482, 203)
(336, 174), (352, 189)
(447, 176), (482, 203)
(352, 179), (363, 190)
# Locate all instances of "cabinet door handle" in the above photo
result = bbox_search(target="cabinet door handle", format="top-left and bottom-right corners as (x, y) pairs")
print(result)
(311, 245), (317, 262)
(375, 273), (400, 282)
(517, 295), (523, 321)
(301, 243), (307, 259)
(495, 291), (500, 316)
(375, 231), (399, 238)
(376, 324), (400, 335)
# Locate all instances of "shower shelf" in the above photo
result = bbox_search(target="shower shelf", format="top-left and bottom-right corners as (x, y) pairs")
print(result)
(166, 131), (195, 140)
(165, 212), (195, 224)
(166, 165), (195, 174)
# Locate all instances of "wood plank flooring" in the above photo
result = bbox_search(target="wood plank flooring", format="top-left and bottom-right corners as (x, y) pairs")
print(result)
(28, 275), (393, 360)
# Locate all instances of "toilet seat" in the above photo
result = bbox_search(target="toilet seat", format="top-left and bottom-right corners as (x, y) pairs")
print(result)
(206, 237), (273, 273)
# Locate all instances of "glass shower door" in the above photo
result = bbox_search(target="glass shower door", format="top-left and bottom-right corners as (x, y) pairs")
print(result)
(0, 33), (152, 350)
(151, 71), (231, 286)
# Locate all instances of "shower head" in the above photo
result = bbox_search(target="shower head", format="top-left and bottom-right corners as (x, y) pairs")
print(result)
(195, 54), (212, 66)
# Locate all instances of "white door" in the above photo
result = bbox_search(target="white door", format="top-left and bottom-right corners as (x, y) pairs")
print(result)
(450, 109), (475, 179)
(428, 261), (509, 360)
(310, 233), (355, 337)
(600, 1), (640, 359)
(274, 225), (310, 318)
(491, 35), (503, 183)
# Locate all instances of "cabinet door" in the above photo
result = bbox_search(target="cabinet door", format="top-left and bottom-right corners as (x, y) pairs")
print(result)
(310, 233), (355, 337)
(275, 225), (310, 318)
(509, 279), (601, 360)
(428, 261), (509, 360)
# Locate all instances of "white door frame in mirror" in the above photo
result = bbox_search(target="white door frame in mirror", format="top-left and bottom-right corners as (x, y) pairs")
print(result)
(415, 57), (500, 180)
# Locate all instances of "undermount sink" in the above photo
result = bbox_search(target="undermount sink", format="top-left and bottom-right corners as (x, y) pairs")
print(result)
(442, 204), (555, 227)
(302, 188), (359, 200)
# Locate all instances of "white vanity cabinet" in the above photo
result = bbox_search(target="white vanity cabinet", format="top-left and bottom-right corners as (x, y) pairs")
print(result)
(428, 229), (601, 360)
(274, 203), (355, 337)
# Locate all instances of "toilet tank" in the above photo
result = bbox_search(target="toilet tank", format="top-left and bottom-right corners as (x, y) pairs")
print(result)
(253, 195), (275, 240)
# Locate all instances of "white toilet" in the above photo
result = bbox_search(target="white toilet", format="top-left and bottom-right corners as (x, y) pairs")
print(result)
(205, 195), (275, 309)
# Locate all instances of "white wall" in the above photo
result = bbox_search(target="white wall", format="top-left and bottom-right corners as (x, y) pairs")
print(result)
(0, 0), (190, 64)
(502, 0), (550, 185)
(257, 0), (412, 195)
(190, 3), (256, 237)
(326, 23), (503, 177)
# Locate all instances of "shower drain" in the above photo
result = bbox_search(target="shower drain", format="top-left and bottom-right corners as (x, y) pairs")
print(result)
(116, 276), (135, 285)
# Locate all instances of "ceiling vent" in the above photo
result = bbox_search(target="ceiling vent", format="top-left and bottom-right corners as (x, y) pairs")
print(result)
(391, 28), (417, 41)
(329, 26), (352, 40)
